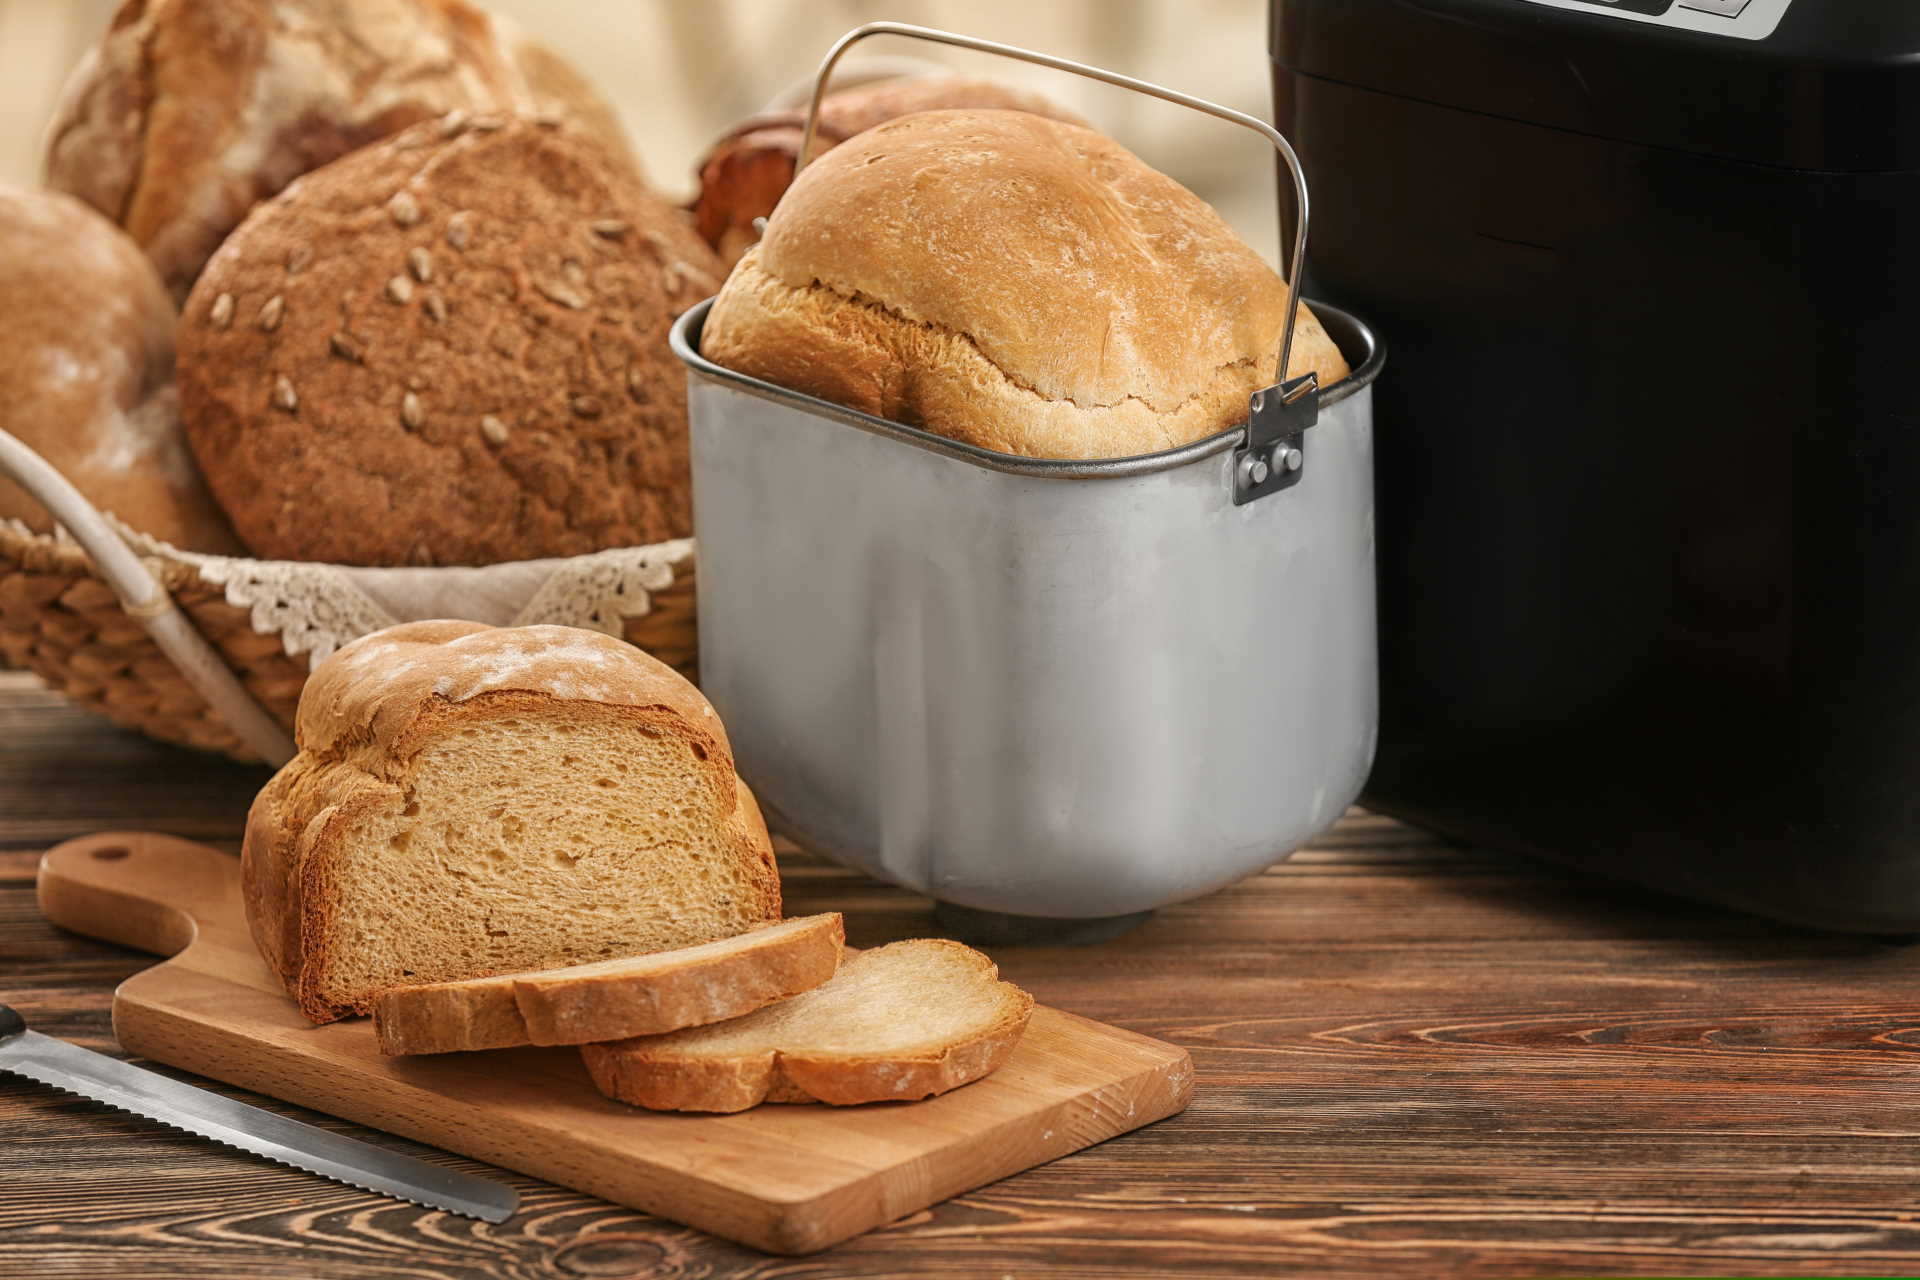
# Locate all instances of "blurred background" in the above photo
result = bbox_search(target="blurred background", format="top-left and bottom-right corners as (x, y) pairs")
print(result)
(0, 0), (1283, 263)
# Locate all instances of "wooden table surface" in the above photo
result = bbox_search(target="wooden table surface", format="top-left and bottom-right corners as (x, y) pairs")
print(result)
(6, 671), (1920, 1279)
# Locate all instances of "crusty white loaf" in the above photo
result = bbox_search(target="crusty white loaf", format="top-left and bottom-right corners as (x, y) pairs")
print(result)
(0, 185), (239, 553)
(581, 939), (1035, 1113)
(373, 913), (844, 1055)
(43, 0), (640, 301)
(242, 620), (780, 1024)
(702, 109), (1349, 461)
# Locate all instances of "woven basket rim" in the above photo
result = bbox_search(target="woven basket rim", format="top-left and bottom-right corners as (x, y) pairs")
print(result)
(0, 518), (205, 590)
(0, 517), (694, 585)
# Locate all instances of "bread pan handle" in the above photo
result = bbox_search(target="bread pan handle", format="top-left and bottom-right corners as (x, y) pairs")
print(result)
(0, 424), (296, 764)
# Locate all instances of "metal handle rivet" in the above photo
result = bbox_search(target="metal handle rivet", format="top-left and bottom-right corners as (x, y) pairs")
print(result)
(1278, 446), (1303, 473)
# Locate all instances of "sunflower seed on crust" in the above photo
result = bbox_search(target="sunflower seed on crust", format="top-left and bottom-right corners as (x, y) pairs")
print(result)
(536, 278), (587, 310)
(330, 331), (366, 363)
(570, 394), (603, 419)
(423, 292), (449, 323)
(257, 295), (285, 331)
(385, 275), (414, 304)
(445, 211), (473, 251)
(480, 415), (509, 445)
(591, 219), (630, 239)
(208, 293), (234, 329)
(271, 376), (298, 412)
(407, 247), (433, 282)
(286, 244), (313, 275)
(389, 190), (421, 227)
(401, 392), (423, 429)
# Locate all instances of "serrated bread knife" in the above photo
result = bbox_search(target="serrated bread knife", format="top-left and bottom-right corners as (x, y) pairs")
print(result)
(0, 1002), (517, 1222)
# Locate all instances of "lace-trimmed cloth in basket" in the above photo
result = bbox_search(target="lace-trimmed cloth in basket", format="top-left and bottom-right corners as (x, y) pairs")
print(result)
(125, 524), (695, 670)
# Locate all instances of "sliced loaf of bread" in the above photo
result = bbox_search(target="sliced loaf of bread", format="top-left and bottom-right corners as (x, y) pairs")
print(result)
(374, 913), (845, 1055)
(243, 620), (782, 1024)
(580, 939), (1034, 1112)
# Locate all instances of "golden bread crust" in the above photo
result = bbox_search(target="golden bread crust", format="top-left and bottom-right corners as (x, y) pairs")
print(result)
(693, 75), (1090, 268)
(702, 109), (1348, 461)
(0, 184), (240, 552)
(373, 912), (844, 1054)
(43, 0), (641, 300)
(176, 119), (720, 566)
(580, 940), (1035, 1113)
(242, 622), (779, 1024)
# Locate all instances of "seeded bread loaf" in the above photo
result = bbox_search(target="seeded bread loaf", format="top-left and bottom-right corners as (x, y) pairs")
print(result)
(242, 620), (780, 1024)
(693, 75), (1089, 269)
(177, 117), (722, 566)
(581, 939), (1035, 1112)
(702, 109), (1348, 461)
(0, 185), (240, 553)
(43, 0), (639, 301)
(374, 913), (844, 1055)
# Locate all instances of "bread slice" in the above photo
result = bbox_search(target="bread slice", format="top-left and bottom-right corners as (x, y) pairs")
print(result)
(580, 939), (1035, 1112)
(242, 621), (782, 1024)
(374, 913), (845, 1055)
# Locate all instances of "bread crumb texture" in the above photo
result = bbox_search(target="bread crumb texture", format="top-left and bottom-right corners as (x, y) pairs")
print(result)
(241, 620), (778, 1023)
(177, 118), (721, 566)
(582, 938), (1035, 1112)
(373, 912), (844, 1054)
(702, 108), (1348, 461)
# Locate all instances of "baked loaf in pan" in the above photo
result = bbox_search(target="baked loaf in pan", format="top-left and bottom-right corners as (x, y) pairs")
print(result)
(242, 620), (780, 1024)
(44, 0), (639, 301)
(374, 913), (845, 1055)
(0, 185), (239, 553)
(693, 75), (1088, 269)
(702, 108), (1349, 461)
(177, 117), (721, 566)
(582, 939), (1035, 1112)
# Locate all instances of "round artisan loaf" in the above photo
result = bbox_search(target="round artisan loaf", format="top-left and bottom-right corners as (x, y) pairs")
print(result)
(177, 117), (722, 567)
(692, 74), (1089, 269)
(701, 108), (1350, 461)
(0, 185), (240, 553)
(43, 0), (640, 301)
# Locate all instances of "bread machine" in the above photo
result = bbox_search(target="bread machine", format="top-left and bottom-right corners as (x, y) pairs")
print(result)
(678, 24), (1384, 937)
(1274, 0), (1920, 929)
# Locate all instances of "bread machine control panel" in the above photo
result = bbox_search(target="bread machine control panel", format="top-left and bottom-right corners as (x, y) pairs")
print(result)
(1508, 0), (1789, 40)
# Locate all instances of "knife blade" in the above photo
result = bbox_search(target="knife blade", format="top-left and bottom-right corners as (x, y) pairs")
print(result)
(0, 1003), (517, 1222)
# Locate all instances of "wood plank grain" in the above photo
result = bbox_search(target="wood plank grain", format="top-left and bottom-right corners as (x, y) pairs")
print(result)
(32, 830), (1192, 1255)
(8, 672), (1920, 1277)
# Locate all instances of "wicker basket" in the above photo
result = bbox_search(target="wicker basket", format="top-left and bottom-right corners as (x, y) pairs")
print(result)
(0, 426), (697, 765)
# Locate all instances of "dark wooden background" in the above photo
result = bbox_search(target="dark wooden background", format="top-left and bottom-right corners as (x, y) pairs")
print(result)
(7, 669), (1920, 1279)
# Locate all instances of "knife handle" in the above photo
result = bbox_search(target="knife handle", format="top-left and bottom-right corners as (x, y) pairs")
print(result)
(0, 1003), (23, 1038)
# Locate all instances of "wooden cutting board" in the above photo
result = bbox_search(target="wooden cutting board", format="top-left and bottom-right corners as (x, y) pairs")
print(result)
(34, 830), (1192, 1254)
